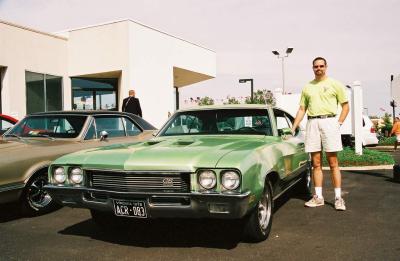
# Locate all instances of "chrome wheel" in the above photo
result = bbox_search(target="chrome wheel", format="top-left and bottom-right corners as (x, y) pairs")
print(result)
(27, 175), (52, 211)
(258, 190), (271, 231)
(243, 179), (273, 242)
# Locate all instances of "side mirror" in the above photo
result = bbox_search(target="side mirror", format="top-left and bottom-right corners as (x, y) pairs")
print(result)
(281, 128), (293, 136)
(99, 130), (109, 141)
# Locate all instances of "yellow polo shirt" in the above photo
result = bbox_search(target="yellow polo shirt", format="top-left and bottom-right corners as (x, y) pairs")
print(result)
(299, 77), (348, 116)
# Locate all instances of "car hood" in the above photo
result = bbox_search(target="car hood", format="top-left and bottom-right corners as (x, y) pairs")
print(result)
(0, 138), (75, 151)
(54, 135), (278, 171)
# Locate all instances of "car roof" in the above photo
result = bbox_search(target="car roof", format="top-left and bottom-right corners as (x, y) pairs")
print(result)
(177, 104), (273, 112)
(29, 110), (134, 117)
(0, 114), (18, 122)
(26, 110), (157, 130)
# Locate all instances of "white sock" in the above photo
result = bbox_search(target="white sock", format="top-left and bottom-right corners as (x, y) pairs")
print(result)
(335, 188), (342, 199)
(315, 187), (323, 198)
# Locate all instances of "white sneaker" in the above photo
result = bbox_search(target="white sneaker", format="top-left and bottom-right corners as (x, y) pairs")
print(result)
(334, 197), (346, 211)
(304, 195), (324, 207)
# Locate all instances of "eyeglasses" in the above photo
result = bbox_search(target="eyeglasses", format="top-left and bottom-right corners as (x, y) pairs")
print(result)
(313, 65), (325, 69)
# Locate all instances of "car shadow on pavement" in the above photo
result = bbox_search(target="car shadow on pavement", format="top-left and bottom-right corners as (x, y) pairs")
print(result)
(0, 202), (23, 223)
(348, 170), (398, 183)
(59, 217), (245, 249)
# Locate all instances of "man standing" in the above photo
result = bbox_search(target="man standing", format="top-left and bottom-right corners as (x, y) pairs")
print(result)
(390, 117), (400, 150)
(122, 90), (142, 117)
(291, 57), (349, 211)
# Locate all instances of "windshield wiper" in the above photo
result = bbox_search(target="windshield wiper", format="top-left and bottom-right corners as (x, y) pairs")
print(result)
(4, 133), (23, 140)
(33, 134), (55, 140)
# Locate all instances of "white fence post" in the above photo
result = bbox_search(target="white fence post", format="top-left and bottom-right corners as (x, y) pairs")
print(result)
(352, 81), (363, 155)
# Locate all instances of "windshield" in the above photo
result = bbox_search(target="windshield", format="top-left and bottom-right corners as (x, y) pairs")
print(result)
(158, 109), (272, 136)
(6, 115), (87, 138)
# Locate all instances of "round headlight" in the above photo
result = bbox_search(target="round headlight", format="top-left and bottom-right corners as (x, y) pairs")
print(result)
(70, 167), (83, 184)
(221, 171), (240, 190)
(198, 170), (216, 190)
(53, 167), (66, 183)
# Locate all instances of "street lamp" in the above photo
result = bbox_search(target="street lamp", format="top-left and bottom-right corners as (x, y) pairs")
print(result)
(272, 47), (294, 94)
(239, 78), (254, 103)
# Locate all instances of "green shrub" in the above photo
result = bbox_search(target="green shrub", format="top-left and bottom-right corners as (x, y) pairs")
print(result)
(378, 136), (396, 145)
(198, 96), (214, 106)
(322, 147), (394, 167)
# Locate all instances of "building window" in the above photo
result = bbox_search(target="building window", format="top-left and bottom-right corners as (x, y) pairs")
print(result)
(71, 78), (118, 111)
(26, 71), (63, 114)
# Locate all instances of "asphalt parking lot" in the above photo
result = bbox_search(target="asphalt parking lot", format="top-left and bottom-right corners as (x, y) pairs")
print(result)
(1, 150), (399, 261)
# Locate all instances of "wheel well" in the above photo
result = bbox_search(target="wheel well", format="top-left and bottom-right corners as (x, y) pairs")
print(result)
(26, 166), (49, 185)
(266, 171), (280, 192)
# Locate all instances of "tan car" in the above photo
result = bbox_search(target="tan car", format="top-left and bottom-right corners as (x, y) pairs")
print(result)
(0, 111), (156, 215)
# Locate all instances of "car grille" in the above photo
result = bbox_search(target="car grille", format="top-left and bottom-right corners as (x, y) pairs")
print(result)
(86, 170), (191, 193)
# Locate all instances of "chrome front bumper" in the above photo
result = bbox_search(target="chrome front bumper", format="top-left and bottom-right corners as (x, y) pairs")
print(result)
(45, 185), (253, 219)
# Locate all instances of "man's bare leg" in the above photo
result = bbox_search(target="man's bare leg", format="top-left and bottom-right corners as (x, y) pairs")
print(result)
(304, 151), (325, 207)
(326, 151), (346, 210)
(326, 152), (341, 189)
(311, 151), (324, 188)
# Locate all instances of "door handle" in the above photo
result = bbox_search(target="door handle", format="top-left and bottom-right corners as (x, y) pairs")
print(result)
(297, 142), (305, 148)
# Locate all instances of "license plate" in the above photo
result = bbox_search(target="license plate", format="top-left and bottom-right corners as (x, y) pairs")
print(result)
(113, 200), (147, 218)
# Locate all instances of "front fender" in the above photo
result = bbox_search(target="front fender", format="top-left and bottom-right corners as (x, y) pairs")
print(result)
(23, 160), (52, 184)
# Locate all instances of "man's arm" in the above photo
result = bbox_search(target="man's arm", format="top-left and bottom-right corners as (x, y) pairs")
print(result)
(291, 106), (307, 133)
(338, 102), (349, 125)
(137, 99), (142, 117)
(122, 98), (127, 112)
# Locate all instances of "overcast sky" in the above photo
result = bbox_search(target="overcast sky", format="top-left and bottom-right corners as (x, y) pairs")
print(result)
(1, 0), (399, 116)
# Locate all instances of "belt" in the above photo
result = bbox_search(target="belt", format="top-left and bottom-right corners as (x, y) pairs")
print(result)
(307, 114), (336, 119)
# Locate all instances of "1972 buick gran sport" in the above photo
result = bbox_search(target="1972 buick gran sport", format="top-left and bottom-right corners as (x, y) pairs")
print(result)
(45, 105), (311, 242)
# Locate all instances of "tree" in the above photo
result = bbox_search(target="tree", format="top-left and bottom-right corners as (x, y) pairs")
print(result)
(245, 89), (276, 106)
(224, 96), (240, 104)
(198, 96), (214, 106)
(380, 113), (393, 137)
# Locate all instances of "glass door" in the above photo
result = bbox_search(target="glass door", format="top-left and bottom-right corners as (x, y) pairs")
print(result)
(71, 78), (118, 111)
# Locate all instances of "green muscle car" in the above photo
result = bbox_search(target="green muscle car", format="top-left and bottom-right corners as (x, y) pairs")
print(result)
(45, 105), (311, 242)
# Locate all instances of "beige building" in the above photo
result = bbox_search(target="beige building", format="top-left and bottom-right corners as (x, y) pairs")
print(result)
(0, 19), (216, 127)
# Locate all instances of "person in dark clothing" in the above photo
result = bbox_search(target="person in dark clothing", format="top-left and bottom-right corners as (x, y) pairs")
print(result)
(122, 90), (142, 117)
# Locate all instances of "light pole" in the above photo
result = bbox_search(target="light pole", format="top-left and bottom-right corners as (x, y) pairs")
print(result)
(272, 47), (293, 94)
(390, 74), (396, 122)
(239, 78), (254, 103)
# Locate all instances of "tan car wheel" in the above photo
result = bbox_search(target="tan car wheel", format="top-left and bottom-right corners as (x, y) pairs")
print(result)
(21, 172), (59, 216)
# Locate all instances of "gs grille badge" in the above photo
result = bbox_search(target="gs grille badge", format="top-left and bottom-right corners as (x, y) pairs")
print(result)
(162, 177), (174, 186)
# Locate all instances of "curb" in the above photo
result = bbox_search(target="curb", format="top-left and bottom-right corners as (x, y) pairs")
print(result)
(322, 165), (394, 171)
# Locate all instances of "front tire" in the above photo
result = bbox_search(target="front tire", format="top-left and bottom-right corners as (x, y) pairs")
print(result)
(21, 171), (60, 216)
(243, 178), (273, 242)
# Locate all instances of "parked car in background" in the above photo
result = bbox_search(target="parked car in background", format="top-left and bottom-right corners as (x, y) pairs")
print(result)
(0, 111), (156, 215)
(46, 105), (311, 242)
(362, 115), (379, 146)
(0, 114), (18, 135)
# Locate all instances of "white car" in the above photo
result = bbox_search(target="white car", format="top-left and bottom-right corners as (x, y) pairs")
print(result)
(362, 115), (379, 146)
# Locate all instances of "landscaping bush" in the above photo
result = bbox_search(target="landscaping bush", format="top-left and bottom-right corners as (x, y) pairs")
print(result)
(378, 136), (396, 145)
(322, 147), (394, 167)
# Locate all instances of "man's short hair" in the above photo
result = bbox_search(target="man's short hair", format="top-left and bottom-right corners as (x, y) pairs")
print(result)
(312, 57), (327, 65)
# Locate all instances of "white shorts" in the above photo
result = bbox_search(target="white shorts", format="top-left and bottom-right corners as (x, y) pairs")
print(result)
(305, 117), (343, 153)
(397, 135), (400, 142)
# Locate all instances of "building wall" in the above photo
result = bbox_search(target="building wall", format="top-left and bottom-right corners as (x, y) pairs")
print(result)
(0, 21), (68, 119)
(128, 21), (216, 127)
(0, 19), (216, 128)
(67, 21), (130, 77)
